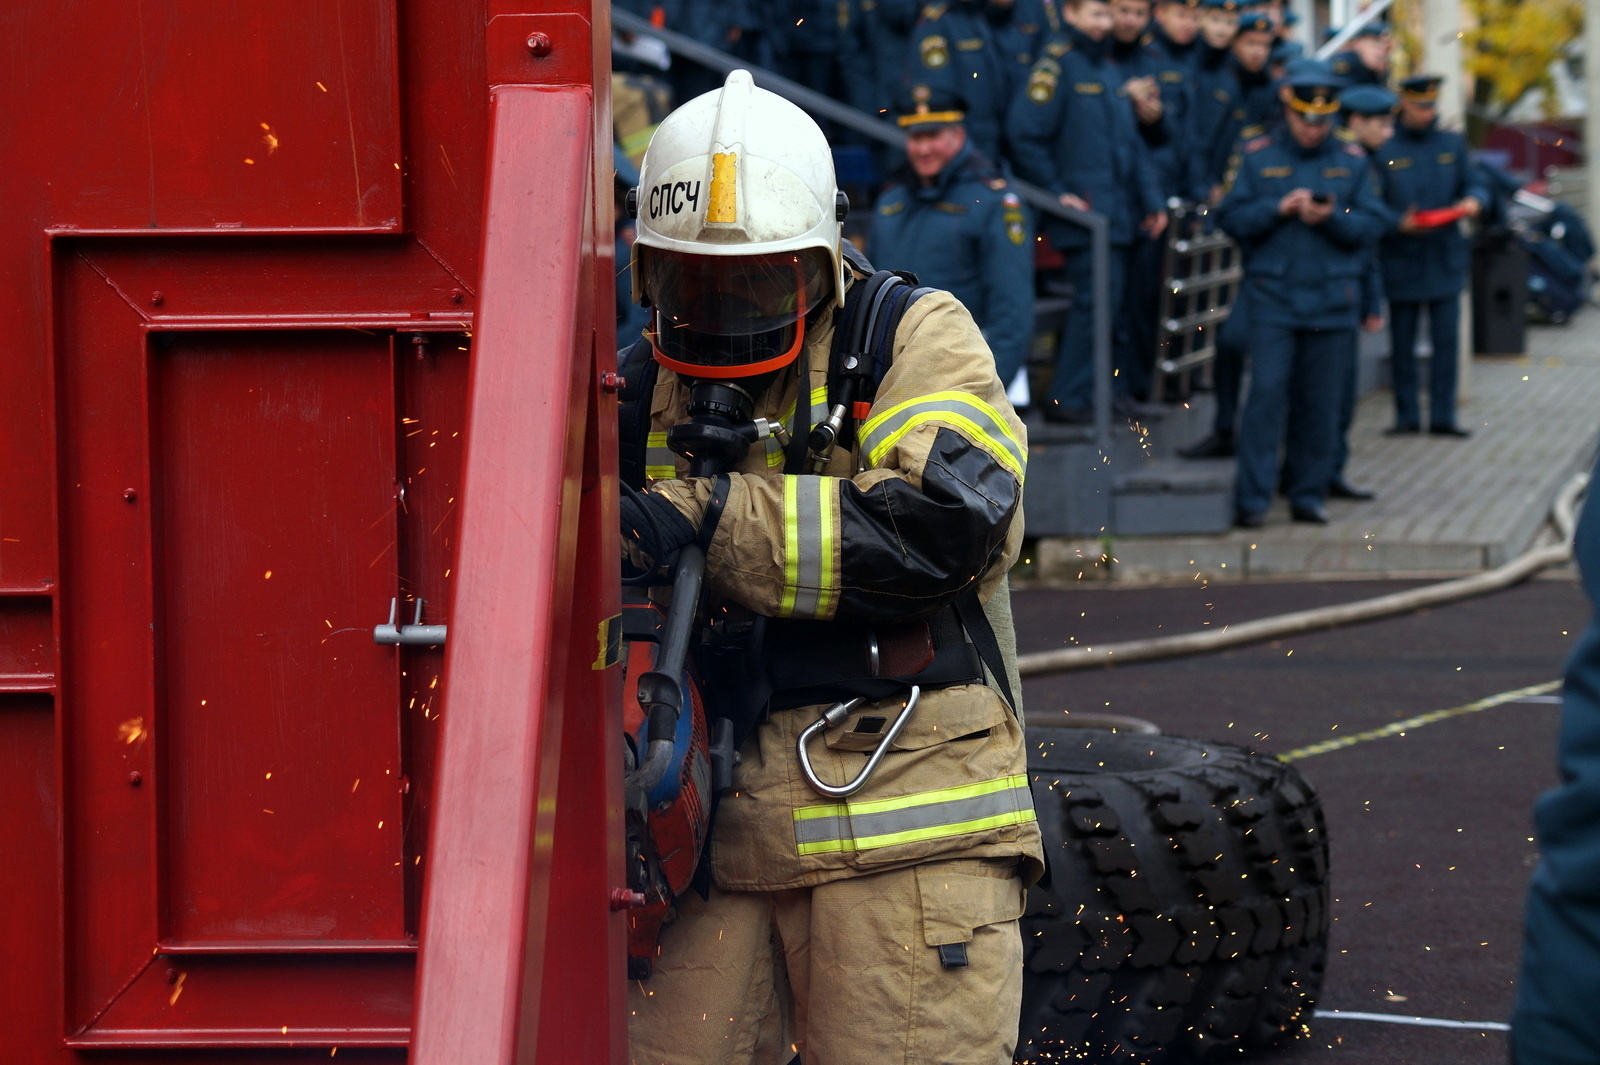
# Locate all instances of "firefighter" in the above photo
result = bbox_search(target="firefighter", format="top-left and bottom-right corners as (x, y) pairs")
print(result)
(621, 70), (1044, 1064)
(1217, 60), (1391, 527)
(1374, 73), (1486, 436)
(1007, 0), (1167, 421)
(870, 88), (1035, 389)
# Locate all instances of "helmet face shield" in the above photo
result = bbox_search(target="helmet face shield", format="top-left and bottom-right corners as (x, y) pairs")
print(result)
(645, 248), (830, 377)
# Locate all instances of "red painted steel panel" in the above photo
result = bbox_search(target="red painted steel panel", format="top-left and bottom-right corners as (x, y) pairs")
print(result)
(153, 331), (407, 945)
(23, 0), (403, 232)
(411, 78), (626, 1063)
(0, 596), (54, 691)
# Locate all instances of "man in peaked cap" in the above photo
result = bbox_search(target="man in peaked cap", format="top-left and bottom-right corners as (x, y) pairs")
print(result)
(1372, 73), (1488, 436)
(871, 87), (1036, 389)
(1007, 0), (1167, 421)
(1217, 59), (1392, 526)
(1328, 20), (1392, 87)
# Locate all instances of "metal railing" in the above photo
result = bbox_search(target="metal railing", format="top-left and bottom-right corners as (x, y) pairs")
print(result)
(612, 8), (1117, 451)
(1153, 201), (1241, 401)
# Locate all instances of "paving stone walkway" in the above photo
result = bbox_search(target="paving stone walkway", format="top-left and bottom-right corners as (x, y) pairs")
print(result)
(1045, 317), (1600, 581)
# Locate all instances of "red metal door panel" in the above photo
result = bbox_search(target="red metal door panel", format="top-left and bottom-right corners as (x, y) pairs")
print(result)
(25, 0), (402, 232)
(153, 331), (406, 946)
(56, 251), (459, 1046)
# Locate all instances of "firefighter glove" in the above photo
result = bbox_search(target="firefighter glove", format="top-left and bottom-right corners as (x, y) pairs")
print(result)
(621, 484), (698, 574)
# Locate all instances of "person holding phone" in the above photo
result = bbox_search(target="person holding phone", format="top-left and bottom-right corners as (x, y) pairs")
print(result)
(1215, 59), (1393, 527)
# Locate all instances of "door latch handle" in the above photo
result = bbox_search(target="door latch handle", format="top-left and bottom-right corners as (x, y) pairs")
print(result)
(373, 598), (448, 647)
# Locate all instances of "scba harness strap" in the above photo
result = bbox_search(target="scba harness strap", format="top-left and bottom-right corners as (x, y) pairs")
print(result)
(616, 255), (1016, 731)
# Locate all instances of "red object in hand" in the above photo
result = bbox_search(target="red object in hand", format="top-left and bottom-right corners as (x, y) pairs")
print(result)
(1410, 206), (1470, 228)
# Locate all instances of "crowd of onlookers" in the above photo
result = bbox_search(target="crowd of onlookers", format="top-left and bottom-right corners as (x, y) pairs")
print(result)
(611, 0), (1523, 526)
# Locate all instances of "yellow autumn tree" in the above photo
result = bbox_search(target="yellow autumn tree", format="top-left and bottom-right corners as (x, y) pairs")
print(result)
(1462, 0), (1581, 119)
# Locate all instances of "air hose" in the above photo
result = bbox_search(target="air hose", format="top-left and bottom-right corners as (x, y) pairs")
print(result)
(1016, 471), (1589, 676)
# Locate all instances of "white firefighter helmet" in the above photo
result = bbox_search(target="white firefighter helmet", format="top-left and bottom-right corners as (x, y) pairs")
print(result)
(630, 69), (845, 378)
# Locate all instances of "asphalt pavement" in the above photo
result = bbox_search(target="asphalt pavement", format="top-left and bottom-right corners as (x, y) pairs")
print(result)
(1012, 573), (1589, 1065)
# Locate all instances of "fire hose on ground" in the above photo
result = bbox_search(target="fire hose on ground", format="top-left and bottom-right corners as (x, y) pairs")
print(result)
(1017, 471), (1589, 679)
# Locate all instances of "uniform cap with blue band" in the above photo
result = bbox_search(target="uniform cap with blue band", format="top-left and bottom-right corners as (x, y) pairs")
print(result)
(1400, 74), (1444, 104)
(1341, 84), (1398, 116)
(1281, 58), (1342, 123)
(894, 85), (969, 132)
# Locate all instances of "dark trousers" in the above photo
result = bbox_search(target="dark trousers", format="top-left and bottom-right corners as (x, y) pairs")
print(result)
(1047, 246), (1128, 413)
(1388, 295), (1461, 430)
(1234, 321), (1348, 515)
(1331, 330), (1360, 483)
(1211, 288), (1250, 436)
(1116, 236), (1163, 402)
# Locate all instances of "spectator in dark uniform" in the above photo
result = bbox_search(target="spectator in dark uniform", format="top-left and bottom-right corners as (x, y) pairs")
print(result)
(1205, 12), (1278, 184)
(777, 0), (875, 131)
(1008, 0), (1167, 422)
(1149, 0), (1201, 73)
(1374, 73), (1487, 436)
(1325, 83), (1398, 501)
(1173, 11), (1273, 459)
(1110, 0), (1195, 401)
(909, 0), (1040, 163)
(1268, 36), (1304, 80)
(1512, 451), (1600, 1065)
(1328, 21), (1392, 88)
(870, 88), (1037, 388)
(1190, 0), (1242, 201)
(1217, 60), (1391, 527)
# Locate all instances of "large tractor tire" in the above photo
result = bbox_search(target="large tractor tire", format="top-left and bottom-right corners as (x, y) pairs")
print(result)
(1017, 729), (1329, 1064)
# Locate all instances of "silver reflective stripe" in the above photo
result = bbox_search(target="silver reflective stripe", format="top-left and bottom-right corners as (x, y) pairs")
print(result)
(859, 391), (1026, 479)
(780, 474), (836, 618)
(793, 774), (1035, 855)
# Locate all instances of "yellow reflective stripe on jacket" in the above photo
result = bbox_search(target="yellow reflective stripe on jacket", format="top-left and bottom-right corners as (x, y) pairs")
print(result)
(779, 474), (838, 618)
(860, 391), (1026, 478)
(763, 394), (805, 469)
(792, 773), (1035, 855)
(809, 384), (830, 430)
(645, 430), (677, 481)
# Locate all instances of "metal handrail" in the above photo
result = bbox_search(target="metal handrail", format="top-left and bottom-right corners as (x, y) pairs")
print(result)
(1169, 267), (1243, 296)
(612, 8), (1116, 452)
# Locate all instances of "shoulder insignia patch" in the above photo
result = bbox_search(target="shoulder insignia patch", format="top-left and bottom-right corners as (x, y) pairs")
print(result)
(1243, 134), (1272, 153)
(920, 34), (949, 68)
(1344, 143), (1364, 158)
(921, 1), (949, 19)
(956, 37), (985, 51)
(1239, 124), (1264, 138)
(1334, 126), (1357, 142)
(1027, 67), (1059, 102)
(1045, 39), (1071, 57)
(1003, 194), (1026, 244)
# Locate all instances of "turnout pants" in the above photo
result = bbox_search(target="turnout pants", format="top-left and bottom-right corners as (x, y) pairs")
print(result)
(1388, 294), (1462, 430)
(629, 859), (1026, 1065)
(1234, 321), (1347, 515)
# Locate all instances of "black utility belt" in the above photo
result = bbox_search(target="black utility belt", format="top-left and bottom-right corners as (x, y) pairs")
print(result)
(762, 608), (985, 712)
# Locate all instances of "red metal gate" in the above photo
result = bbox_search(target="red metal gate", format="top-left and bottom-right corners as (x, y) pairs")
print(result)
(1, 1), (620, 1061)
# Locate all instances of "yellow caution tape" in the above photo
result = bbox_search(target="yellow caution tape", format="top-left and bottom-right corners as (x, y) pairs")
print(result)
(1278, 679), (1562, 763)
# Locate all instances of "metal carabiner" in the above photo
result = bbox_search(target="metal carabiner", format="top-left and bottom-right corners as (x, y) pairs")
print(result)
(795, 686), (922, 799)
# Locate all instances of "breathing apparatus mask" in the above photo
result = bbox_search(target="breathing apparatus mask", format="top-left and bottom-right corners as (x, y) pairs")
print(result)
(629, 68), (846, 475)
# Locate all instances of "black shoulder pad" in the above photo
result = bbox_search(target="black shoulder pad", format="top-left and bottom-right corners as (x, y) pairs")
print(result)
(617, 336), (659, 490)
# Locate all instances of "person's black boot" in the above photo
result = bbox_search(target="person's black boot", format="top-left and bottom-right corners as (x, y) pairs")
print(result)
(1328, 480), (1376, 501)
